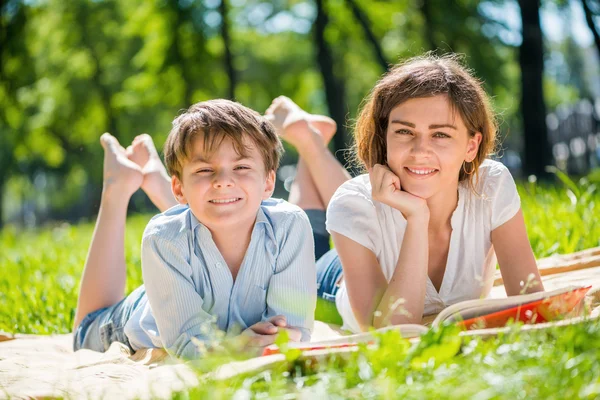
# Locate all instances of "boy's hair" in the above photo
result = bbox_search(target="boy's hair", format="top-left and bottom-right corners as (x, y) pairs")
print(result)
(353, 53), (498, 191)
(164, 99), (283, 180)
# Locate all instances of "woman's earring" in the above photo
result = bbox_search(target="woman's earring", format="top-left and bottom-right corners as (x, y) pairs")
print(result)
(462, 161), (475, 175)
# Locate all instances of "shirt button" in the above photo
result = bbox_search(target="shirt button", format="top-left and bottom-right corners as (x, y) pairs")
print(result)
(216, 262), (222, 268)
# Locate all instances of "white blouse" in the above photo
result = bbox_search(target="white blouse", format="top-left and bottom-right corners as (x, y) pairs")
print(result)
(326, 159), (521, 333)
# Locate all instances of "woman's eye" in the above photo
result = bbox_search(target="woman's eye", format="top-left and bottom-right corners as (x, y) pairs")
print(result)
(396, 129), (413, 135)
(434, 132), (450, 138)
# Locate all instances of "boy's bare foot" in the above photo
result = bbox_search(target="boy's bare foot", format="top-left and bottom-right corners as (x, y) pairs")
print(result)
(100, 133), (143, 199)
(127, 134), (178, 212)
(265, 96), (337, 146)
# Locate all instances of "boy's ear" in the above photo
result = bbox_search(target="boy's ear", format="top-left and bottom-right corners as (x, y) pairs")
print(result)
(465, 132), (482, 162)
(171, 175), (188, 204)
(262, 170), (276, 200)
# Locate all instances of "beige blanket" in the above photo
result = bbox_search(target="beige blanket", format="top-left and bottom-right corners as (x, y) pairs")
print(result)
(0, 321), (345, 399)
(3, 249), (600, 399)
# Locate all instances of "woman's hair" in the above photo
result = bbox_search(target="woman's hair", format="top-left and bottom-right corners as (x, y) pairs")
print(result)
(353, 53), (498, 192)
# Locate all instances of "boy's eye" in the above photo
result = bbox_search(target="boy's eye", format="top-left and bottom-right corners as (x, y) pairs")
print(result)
(235, 165), (250, 170)
(196, 168), (213, 173)
(434, 132), (450, 138)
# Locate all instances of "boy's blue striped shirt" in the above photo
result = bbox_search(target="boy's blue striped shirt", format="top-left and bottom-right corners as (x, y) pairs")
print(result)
(124, 199), (317, 358)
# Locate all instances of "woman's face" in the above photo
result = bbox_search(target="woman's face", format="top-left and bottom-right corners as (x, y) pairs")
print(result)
(385, 94), (482, 199)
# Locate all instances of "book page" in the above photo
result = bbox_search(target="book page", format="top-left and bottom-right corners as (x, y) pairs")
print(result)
(263, 324), (428, 355)
(298, 324), (428, 347)
(433, 286), (583, 326)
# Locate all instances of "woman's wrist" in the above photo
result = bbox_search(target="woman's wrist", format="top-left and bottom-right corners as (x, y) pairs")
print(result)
(404, 206), (430, 224)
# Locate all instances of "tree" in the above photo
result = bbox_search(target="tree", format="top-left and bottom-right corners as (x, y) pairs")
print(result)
(219, 0), (237, 100)
(581, 0), (600, 60)
(314, 0), (349, 159)
(0, 0), (31, 228)
(0, 0), (224, 225)
(419, 0), (438, 51)
(344, 0), (388, 71)
(517, 0), (551, 178)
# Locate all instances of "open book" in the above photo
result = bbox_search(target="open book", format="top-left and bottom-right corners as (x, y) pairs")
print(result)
(262, 285), (591, 356)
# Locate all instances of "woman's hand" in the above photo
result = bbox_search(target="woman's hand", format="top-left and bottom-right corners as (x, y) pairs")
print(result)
(369, 164), (429, 221)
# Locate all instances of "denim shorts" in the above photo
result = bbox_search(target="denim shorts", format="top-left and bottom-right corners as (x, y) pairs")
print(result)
(316, 248), (343, 303)
(306, 209), (344, 302)
(73, 285), (146, 352)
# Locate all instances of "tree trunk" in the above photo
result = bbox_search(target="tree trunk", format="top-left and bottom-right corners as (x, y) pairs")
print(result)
(170, 0), (195, 107)
(581, 0), (600, 60)
(344, 0), (388, 72)
(0, 0), (6, 66)
(517, 0), (551, 179)
(0, 174), (5, 229)
(314, 0), (348, 160)
(419, 0), (437, 51)
(219, 0), (236, 100)
(0, 0), (14, 229)
(0, 141), (14, 230)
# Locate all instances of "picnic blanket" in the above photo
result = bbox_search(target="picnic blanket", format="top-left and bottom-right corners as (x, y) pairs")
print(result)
(0, 321), (345, 399)
(2, 247), (600, 399)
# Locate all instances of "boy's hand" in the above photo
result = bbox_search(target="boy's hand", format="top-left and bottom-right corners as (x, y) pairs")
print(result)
(249, 315), (287, 335)
(242, 315), (302, 347)
(369, 164), (429, 221)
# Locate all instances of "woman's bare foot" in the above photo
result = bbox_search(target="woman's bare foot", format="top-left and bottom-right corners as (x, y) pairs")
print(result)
(101, 133), (143, 199)
(127, 134), (178, 212)
(265, 96), (337, 146)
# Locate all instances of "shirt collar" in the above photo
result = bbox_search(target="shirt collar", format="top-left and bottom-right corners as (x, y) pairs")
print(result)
(450, 185), (466, 230)
(187, 203), (275, 244)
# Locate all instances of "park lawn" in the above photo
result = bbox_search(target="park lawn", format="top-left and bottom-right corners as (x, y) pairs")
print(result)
(1, 176), (600, 397)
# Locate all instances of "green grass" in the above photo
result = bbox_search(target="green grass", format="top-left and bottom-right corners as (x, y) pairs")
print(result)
(1, 173), (600, 397)
(520, 170), (600, 257)
(184, 321), (600, 399)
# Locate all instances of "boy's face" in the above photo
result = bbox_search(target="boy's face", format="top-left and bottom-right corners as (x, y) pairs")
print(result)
(171, 134), (275, 232)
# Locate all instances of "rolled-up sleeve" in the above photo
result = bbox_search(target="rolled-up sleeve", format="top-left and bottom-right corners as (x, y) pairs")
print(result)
(262, 212), (317, 341)
(141, 233), (217, 359)
(486, 162), (521, 230)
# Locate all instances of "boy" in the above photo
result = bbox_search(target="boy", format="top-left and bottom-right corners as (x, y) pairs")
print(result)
(73, 100), (317, 359)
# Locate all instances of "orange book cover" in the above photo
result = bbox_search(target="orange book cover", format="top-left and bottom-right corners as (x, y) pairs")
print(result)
(262, 286), (592, 356)
(458, 285), (591, 330)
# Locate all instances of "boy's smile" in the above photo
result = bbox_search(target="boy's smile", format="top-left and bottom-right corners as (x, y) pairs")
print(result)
(172, 135), (275, 232)
(208, 197), (242, 204)
(385, 95), (481, 200)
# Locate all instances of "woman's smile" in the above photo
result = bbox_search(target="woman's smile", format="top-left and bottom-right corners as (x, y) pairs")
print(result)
(404, 167), (439, 178)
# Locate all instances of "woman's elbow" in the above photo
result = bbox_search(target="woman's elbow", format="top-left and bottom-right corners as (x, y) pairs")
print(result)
(373, 311), (421, 329)
(371, 311), (386, 330)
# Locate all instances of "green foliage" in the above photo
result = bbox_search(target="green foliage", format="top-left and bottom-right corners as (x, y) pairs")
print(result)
(275, 329), (303, 361)
(3, 0), (595, 226)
